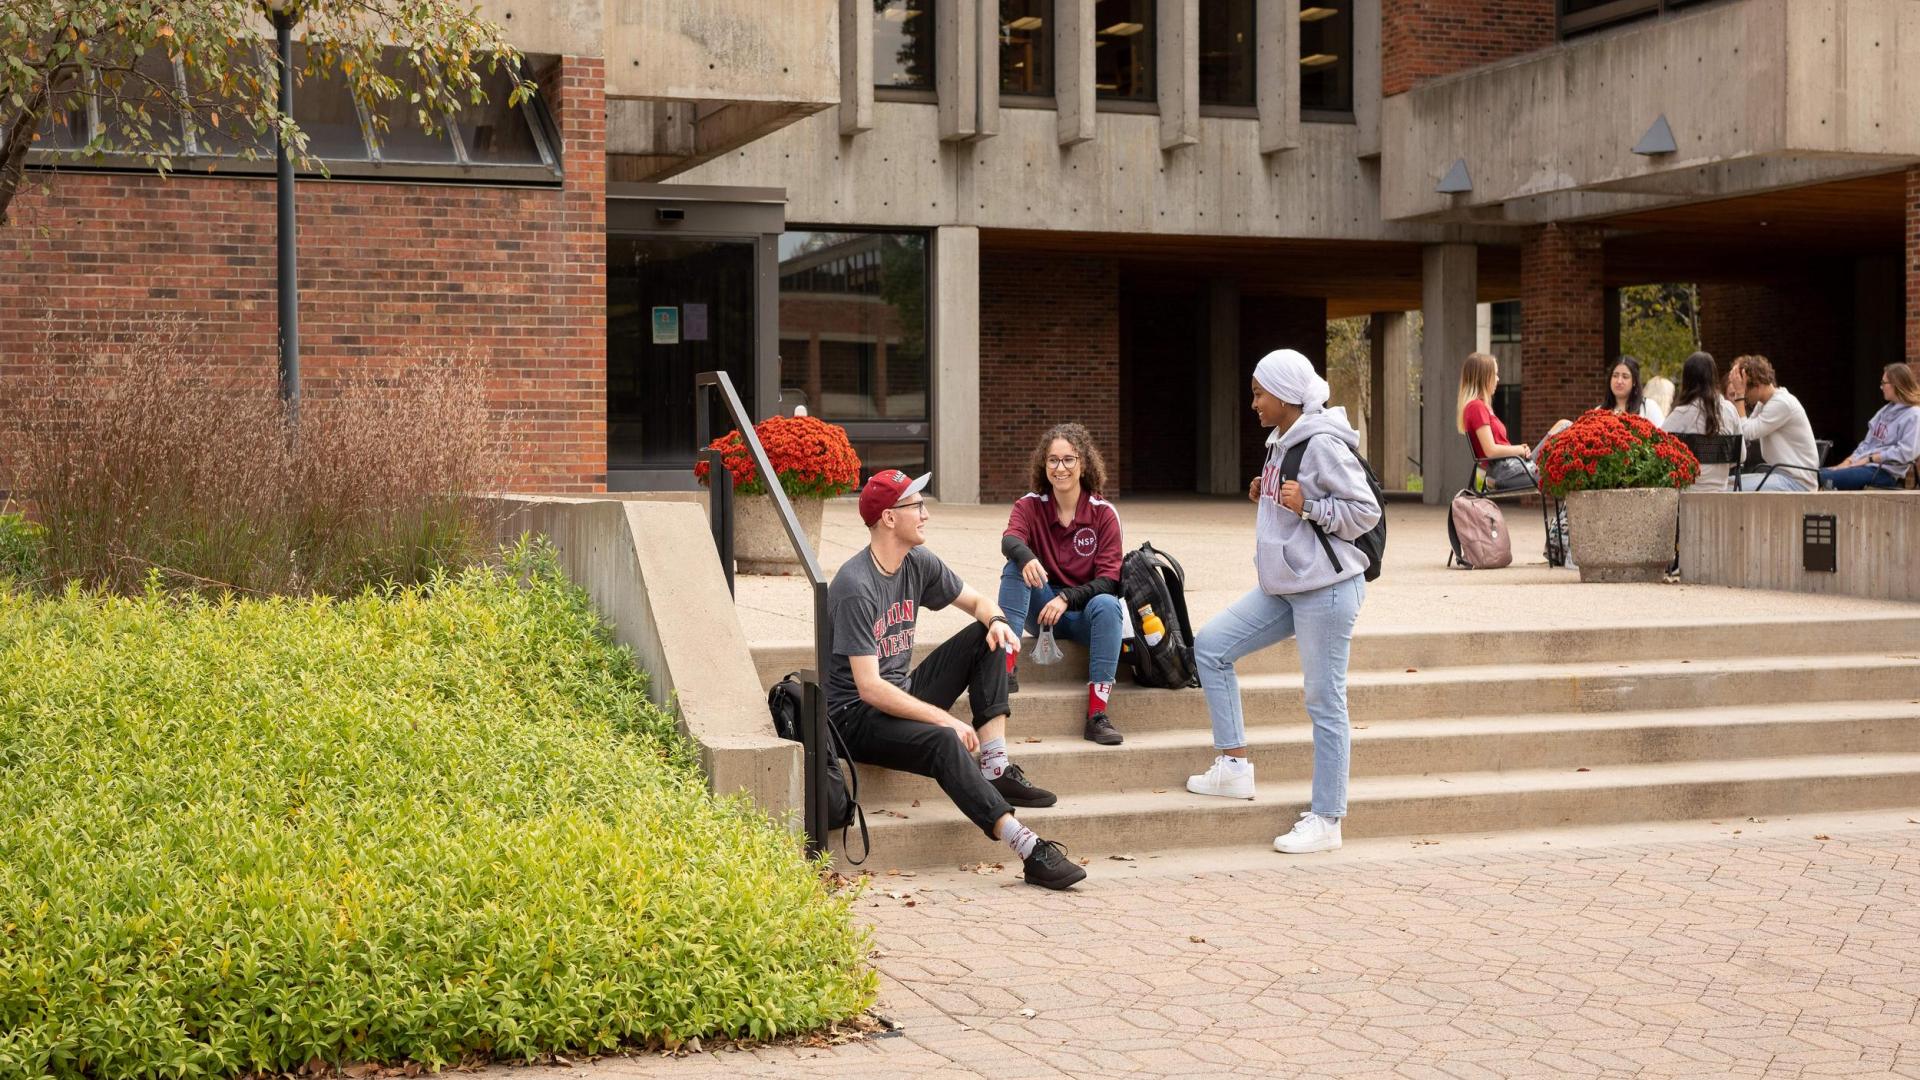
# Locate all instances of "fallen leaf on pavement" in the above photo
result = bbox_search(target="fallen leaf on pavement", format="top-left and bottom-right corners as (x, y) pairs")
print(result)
(1189, 935), (1206, 943)
(1023, 737), (1043, 743)
(1109, 854), (1136, 861)
(1018, 1008), (1037, 1019)
(911, 799), (921, 807)
(1152, 788), (1167, 793)
(1575, 767), (1590, 772)
(1813, 834), (1832, 841)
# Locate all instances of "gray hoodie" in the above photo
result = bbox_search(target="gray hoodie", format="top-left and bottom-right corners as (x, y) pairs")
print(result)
(1254, 406), (1382, 596)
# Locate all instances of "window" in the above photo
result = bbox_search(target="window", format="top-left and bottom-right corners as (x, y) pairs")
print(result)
(25, 45), (559, 182)
(1199, 0), (1255, 107)
(1559, 0), (1710, 37)
(1095, 0), (1154, 102)
(876, 0), (935, 91)
(1299, 2), (1354, 116)
(1001, 0), (1054, 97)
(778, 231), (931, 476)
(1490, 300), (1521, 344)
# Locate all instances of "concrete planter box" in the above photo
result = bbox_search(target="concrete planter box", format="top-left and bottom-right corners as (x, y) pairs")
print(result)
(734, 493), (825, 576)
(1566, 487), (1679, 583)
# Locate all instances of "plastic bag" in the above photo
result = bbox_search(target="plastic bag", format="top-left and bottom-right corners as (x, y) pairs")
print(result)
(1032, 626), (1064, 666)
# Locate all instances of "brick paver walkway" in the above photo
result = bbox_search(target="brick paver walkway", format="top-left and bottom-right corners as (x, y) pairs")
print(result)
(504, 819), (1920, 1080)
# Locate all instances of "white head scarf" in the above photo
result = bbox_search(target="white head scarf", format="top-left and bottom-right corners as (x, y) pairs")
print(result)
(1253, 349), (1330, 414)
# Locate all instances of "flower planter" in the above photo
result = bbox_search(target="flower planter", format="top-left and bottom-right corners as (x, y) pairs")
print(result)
(732, 493), (826, 576)
(1565, 487), (1679, 583)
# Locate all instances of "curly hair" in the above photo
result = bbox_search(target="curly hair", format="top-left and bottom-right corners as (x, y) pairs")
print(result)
(1027, 422), (1110, 497)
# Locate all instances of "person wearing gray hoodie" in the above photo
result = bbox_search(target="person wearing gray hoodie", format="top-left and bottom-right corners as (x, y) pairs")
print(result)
(1185, 349), (1380, 855)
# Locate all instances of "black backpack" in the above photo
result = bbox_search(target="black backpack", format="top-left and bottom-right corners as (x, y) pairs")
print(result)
(767, 674), (868, 864)
(1118, 543), (1200, 689)
(1279, 436), (1387, 582)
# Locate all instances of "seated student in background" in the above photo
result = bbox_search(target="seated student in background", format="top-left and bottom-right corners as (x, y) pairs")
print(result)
(1661, 351), (1743, 492)
(999, 423), (1126, 747)
(1601, 355), (1666, 425)
(1456, 351), (1570, 492)
(1727, 354), (1819, 491)
(1820, 363), (1920, 490)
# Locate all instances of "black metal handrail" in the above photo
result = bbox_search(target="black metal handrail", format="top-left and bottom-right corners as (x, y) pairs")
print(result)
(695, 371), (833, 856)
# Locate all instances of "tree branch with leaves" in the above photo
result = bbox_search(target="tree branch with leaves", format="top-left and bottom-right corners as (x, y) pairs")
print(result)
(0, 0), (529, 225)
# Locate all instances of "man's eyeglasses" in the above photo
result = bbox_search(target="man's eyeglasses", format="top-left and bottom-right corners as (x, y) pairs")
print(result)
(890, 500), (930, 518)
(1045, 457), (1080, 471)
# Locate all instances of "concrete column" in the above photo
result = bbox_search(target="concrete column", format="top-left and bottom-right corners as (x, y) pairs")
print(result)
(975, 0), (999, 139)
(839, 0), (874, 134)
(1369, 311), (1412, 491)
(937, 0), (979, 141)
(1420, 243), (1477, 505)
(1256, 0), (1300, 154)
(1158, 0), (1199, 150)
(1056, 0), (1095, 145)
(1476, 302), (1493, 355)
(1602, 286), (1621, 363)
(1352, 0), (1381, 157)
(932, 226), (981, 504)
(1908, 166), (1920, 364)
(1205, 279), (1244, 495)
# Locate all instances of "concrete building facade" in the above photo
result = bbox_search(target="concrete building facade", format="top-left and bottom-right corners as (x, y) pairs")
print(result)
(7, 0), (1920, 501)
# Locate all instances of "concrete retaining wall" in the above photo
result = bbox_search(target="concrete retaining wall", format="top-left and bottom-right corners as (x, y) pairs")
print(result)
(1679, 491), (1919, 602)
(487, 495), (801, 821)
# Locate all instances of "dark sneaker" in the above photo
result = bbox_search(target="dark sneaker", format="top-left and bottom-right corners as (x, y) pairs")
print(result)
(1083, 712), (1123, 746)
(990, 763), (1057, 808)
(1021, 839), (1086, 890)
(1008, 668), (1020, 694)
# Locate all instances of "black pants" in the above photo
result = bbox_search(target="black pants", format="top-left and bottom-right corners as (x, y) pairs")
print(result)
(835, 622), (1014, 839)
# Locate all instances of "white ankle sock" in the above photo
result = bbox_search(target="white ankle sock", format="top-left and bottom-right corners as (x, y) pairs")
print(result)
(998, 818), (1039, 859)
(978, 736), (1009, 780)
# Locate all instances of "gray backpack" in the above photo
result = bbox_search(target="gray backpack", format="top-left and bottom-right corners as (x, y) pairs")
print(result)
(1447, 491), (1513, 570)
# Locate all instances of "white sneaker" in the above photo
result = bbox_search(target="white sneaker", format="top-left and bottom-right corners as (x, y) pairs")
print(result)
(1186, 755), (1255, 800)
(1273, 811), (1342, 854)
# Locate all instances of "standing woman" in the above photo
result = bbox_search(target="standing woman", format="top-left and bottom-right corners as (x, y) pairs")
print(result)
(1820, 363), (1920, 490)
(999, 423), (1127, 746)
(1602, 355), (1665, 425)
(1185, 349), (1379, 855)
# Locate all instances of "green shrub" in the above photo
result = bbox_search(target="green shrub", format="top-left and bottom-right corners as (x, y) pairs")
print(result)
(0, 543), (873, 1078)
(0, 511), (40, 582)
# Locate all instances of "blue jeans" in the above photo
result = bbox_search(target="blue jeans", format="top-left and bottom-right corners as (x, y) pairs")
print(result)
(1819, 464), (1900, 490)
(1193, 576), (1365, 818)
(997, 562), (1124, 684)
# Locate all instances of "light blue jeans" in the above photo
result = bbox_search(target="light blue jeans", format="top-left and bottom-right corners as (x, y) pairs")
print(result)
(997, 562), (1124, 684)
(1194, 575), (1365, 818)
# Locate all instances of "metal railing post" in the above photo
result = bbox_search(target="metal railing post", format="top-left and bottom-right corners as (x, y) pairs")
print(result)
(694, 370), (833, 858)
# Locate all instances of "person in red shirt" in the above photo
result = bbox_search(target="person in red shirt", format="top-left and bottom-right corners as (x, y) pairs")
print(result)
(1456, 351), (1570, 492)
(999, 423), (1127, 746)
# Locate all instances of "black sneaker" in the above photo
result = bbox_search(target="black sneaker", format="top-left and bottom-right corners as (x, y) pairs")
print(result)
(1008, 668), (1020, 694)
(1083, 712), (1123, 746)
(1022, 839), (1086, 890)
(990, 763), (1057, 808)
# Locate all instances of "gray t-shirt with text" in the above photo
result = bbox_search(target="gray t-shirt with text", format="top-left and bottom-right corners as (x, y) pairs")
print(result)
(826, 546), (964, 715)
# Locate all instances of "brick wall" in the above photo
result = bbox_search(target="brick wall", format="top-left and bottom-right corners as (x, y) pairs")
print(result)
(978, 252), (1120, 502)
(0, 56), (608, 493)
(1240, 295), (1331, 479)
(1382, 0), (1557, 97)
(1520, 222), (1605, 440)
(1698, 272), (1853, 449)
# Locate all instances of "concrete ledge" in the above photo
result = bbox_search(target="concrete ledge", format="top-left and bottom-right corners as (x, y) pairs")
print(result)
(486, 495), (801, 821)
(1679, 490), (1919, 602)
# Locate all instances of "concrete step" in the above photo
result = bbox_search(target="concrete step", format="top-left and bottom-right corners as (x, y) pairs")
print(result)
(846, 700), (1920, 807)
(966, 652), (1920, 738)
(751, 614), (1920, 690)
(835, 752), (1920, 870)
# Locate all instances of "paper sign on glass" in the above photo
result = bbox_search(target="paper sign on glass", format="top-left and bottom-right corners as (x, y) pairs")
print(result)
(651, 306), (679, 345)
(684, 303), (709, 341)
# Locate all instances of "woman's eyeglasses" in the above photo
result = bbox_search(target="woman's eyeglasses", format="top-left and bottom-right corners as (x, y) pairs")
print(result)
(1046, 457), (1080, 471)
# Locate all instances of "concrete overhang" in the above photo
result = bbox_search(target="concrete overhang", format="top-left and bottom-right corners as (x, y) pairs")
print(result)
(481, 0), (838, 182)
(1381, 0), (1920, 224)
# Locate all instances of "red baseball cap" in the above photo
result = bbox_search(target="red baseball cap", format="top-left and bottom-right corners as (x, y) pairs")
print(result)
(858, 470), (932, 527)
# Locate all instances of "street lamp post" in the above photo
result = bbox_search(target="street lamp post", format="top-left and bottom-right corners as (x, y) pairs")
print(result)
(264, 0), (300, 420)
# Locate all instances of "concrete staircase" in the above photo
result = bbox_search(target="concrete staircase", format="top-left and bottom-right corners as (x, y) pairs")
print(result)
(751, 616), (1920, 869)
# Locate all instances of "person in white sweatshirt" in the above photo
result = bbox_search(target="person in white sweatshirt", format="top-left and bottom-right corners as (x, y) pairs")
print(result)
(1184, 349), (1381, 855)
(1727, 355), (1819, 491)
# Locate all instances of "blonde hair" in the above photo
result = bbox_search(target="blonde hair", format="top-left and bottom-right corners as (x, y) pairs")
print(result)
(1456, 352), (1499, 434)
(1886, 363), (1920, 407)
(1643, 375), (1675, 415)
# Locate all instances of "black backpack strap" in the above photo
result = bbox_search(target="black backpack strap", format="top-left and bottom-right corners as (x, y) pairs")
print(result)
(825, 715), (870, 866)
(1278, 436), (1343, 573)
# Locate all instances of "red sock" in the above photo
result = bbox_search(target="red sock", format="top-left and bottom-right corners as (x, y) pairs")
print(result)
(1087, 681), (1112, 718)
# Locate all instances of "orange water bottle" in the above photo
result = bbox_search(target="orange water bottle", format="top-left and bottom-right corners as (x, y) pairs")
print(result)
(1140, 604), (1166, 647)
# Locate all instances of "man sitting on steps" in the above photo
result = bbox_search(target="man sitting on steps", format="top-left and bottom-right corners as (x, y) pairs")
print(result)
(827, 469), (1086, 890)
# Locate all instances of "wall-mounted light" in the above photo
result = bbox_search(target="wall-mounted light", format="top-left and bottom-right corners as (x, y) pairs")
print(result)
(1632, 114), (1678, 156)
(1436, 159), (1473, 194)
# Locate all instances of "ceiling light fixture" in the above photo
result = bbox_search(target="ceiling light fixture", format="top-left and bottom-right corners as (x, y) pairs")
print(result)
(1101, 21), (1145, 36)
(1007, 15), (1044, 30)
(1300, 6), (1339, 21)
(1300, 53), (1340, 67)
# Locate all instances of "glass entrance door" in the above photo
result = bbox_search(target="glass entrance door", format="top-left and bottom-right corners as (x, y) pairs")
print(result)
(608, 235), (756, 480)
